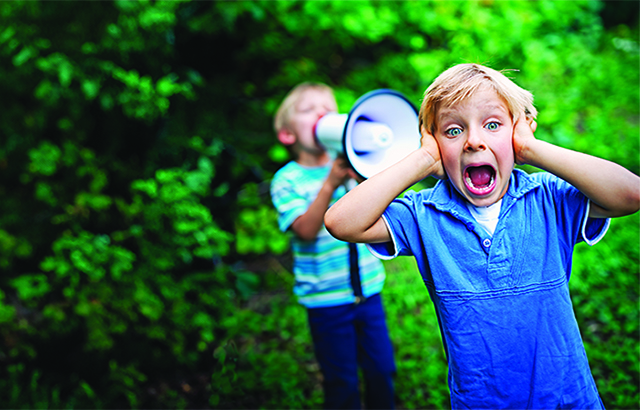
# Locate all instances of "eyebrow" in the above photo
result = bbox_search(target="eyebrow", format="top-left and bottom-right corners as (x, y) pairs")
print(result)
(439, 103), (509, 119)
(295, 103), (313, 111)
(481, 103), (510, 113)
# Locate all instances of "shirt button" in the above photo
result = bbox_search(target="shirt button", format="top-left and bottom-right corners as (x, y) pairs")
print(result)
(483, 238), (492, 248)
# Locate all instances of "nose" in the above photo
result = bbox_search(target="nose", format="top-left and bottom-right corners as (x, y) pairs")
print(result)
(317, 107), (330, 119)
(464, 127), (486, 152)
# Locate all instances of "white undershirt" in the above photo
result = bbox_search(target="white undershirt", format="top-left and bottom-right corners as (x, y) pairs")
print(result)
(466, 199), (502, 236)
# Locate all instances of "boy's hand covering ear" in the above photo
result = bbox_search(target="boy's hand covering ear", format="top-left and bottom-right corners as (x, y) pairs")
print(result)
(420, 126), (447, 179)
(513, 114), (537, 166)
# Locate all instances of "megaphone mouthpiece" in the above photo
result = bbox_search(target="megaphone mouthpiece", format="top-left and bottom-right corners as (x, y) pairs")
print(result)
(314, 89), (420, 179)
(314, 113), (348, 153)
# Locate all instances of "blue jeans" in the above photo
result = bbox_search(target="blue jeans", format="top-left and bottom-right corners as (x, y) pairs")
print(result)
(307, 293), (396, 409)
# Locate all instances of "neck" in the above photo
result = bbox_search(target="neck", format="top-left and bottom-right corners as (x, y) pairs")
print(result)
(296, 150), (331, 167)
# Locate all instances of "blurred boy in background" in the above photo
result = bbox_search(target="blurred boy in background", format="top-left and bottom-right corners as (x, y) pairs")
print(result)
(270, 82), (396, 409)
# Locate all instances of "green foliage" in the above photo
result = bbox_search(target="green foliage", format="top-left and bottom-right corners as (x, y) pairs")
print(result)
(0, 0), (637, 408)
(571, 214), (640, 407)
(126, 156), (232, 266)
(235, 182), (289, 255)
(382, 257), (450, 408)
(209, 269), (323, 409)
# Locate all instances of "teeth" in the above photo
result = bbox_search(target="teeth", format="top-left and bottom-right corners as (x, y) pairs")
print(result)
(466, 175), (494, 189)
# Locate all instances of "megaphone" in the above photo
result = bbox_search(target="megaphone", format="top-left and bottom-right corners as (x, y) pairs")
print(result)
(314, 89), (420, 180)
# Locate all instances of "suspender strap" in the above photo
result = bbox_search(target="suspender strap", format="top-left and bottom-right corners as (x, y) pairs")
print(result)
(348, 243), (364, 303)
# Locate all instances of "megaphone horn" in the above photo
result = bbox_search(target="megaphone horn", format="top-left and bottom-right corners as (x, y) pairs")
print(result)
(314, 89), (420, 180)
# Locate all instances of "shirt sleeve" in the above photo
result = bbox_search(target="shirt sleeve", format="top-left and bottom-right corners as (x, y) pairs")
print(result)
(541, 172), (610, 246)
(270, 172), (308, 233)
(366, 191), (421, 260)
(581, 200), (611, 246)
(366, 216), (399, 260)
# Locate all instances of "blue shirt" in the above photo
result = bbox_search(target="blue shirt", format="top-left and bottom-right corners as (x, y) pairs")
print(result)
(271, 160), (386, 308)
(368, 169), (609, 409)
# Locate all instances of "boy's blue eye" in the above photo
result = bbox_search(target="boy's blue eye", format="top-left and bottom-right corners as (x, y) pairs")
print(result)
(485, 122), (499, 131)
(446, 128), (462, 137)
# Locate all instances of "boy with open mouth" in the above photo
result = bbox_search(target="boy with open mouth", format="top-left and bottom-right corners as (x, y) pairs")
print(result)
(325, 63), (640, 408)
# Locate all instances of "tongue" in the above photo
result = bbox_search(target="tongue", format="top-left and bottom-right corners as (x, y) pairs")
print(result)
(468, 166), (493, 187)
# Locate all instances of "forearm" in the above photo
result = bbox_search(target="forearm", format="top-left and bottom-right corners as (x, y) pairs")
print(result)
(325, 148), (438, 242)
(522, 139), (640, 217)
(291, 180), (337, 241)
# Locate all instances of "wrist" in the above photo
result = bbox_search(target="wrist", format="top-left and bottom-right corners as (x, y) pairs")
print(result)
(517, 138), (545, 167)
(416, 147), (443, 179)
(321, 178), (339, 196)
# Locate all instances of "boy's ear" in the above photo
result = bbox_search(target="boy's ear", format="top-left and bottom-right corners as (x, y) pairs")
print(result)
(277, 129), (297, 146)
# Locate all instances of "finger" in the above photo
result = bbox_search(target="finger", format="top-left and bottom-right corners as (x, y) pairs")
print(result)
(347, 169), (361, 181)
(334, 157), (350, 169)
(514, 114), (531, 132)
(419, 125), (434, 145)
(420, 123), (433, 136)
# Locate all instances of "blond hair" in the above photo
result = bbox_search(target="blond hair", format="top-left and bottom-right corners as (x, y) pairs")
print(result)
(419, 63), (537, 135)
(273, 82), (335, 133)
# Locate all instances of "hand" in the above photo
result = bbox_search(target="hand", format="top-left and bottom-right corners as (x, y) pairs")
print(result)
(326, 157), (353, 189)
(348, 168), (364, 184)
(512, 114), (538, 165)
(420, 126), (446, 179)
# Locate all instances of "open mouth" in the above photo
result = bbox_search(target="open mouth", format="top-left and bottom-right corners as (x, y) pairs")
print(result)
(464, 165), (496, 196)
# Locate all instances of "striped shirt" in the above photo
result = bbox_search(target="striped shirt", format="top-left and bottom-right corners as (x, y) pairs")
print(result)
(270, 160), (386, 308)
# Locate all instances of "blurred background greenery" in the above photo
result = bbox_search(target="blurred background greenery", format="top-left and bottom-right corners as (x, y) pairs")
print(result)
(0, 0), (637, 408)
